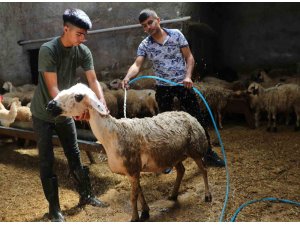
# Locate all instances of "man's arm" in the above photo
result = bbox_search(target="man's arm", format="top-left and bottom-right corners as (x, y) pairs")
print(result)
(85, 70), (106, 106)
(121, 56), (145, 89)
(43, 72), (59, 98)
(181, 46), (195, 88)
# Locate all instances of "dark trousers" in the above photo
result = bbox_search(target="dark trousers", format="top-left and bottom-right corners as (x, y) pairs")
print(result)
(32, 116), (82, 179)
(155, 85), (212, 146)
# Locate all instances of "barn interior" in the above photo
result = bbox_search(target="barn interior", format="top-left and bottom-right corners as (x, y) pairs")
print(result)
(0, 2), (299, 222)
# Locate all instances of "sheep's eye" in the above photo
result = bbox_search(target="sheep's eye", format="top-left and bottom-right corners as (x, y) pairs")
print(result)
(75, 94), (84, 102)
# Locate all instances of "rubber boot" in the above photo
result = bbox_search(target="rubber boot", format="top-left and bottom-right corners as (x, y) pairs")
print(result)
(72, 166), (108, 208)
(205, 148), (225, 167)
(41, 176), (65, 222)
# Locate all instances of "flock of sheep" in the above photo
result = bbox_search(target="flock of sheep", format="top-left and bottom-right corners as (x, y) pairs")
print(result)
(100, 69), (300, 132)
(0, 68), (299, 131)
(0, 81), (33, 127)
(246, 70), (300, 131)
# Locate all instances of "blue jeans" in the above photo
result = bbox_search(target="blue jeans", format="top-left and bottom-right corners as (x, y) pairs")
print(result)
(32, 116), (82, 179)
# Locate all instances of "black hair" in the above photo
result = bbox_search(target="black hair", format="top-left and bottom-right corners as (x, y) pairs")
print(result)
(138, 9), (158, 23)
(63, 8), (92, 30)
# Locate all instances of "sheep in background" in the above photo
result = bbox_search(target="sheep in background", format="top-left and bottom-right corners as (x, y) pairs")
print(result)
(109, 79), (122, 90)
(0, 97), (19, 127)
(255, 69), (300, 87)
(247, 82), (300, 131)
(294, 95), (300, 131)
(194, 82), (237, 129)
(2, 81), (36, 93)
(2, 91), (33, 106)
(109, 89), (158, 118)
(15, 104), (32, 122)
(103, 91), (118, 117)
(202, 76), (250, 91)
(47, 83), (212, 222)
(1, 96), (17, 108)
(109, 78), (156, 90)
(99, 82), (109, 92)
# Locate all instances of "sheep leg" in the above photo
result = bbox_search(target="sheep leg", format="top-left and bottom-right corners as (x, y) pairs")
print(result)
(217, 110), (223, 129)
(272, 113), (277, 132)
(138, 183), (150, 221)
(168, 162), (185, 201)
(285, 111), (291, 126)
(194, 157), (212, 202)
(85, 151), (96, 164)
(254, 111), (260, 128)
(295, 110), (300, 131)
(128, 174), (140, 222)
(267, 112), (272, 132)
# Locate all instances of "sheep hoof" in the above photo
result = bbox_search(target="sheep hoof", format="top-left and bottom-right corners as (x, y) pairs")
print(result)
(205, 194), (212, 202)
(140, 211), (150, 221)
(266, 127), (271, 132)
(272, 127), (277, 132)
(168, 195), (178, 201)
(294, 126), (300, 132)
(130, 218), (139, 222)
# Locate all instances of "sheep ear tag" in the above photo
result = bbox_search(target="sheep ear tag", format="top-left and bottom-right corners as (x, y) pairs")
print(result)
(90, 97), (109, 116)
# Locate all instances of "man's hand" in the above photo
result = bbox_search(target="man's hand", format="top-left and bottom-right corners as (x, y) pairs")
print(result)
(181, 77), (193, 89)
(121, 78), (130, 90)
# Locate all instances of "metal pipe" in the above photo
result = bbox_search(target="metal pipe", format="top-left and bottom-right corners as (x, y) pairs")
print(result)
(0, 125), (104, 153)
(18, 16), (191, 46)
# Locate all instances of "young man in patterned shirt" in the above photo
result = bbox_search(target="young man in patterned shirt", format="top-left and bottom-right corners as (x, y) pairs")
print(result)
(121, 9), (225, 168)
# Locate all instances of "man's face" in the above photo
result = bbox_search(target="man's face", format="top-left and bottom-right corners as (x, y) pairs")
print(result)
(64, 24), (87, 46)
(140, 16), (160, 36)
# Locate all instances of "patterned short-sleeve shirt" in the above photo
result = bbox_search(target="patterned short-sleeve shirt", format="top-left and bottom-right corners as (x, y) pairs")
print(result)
(137, 28), (189, 86)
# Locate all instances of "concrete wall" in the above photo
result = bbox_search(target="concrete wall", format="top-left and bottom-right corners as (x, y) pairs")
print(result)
(217, 2), (300, 72)
(1, 2), (300, 85)
(0, 2), (184, 84)
(0, 3), (31, 84)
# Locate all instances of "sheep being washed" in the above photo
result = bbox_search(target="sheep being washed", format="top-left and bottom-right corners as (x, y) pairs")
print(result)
(46, 83), (212, 222)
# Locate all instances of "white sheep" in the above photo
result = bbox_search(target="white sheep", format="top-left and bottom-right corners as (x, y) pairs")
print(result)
(0, 97), (19, 127)
(47, 83), (212, 222)
(247, 82), (300, 131)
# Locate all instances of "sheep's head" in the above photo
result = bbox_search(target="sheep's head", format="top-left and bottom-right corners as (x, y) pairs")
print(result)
(247, 82), (261, 96)
(46, 83), (109, 118)
(2, 81), (13, 92)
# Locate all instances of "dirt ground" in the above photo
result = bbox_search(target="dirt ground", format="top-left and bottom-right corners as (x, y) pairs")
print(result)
(0, 120), (300, 222)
